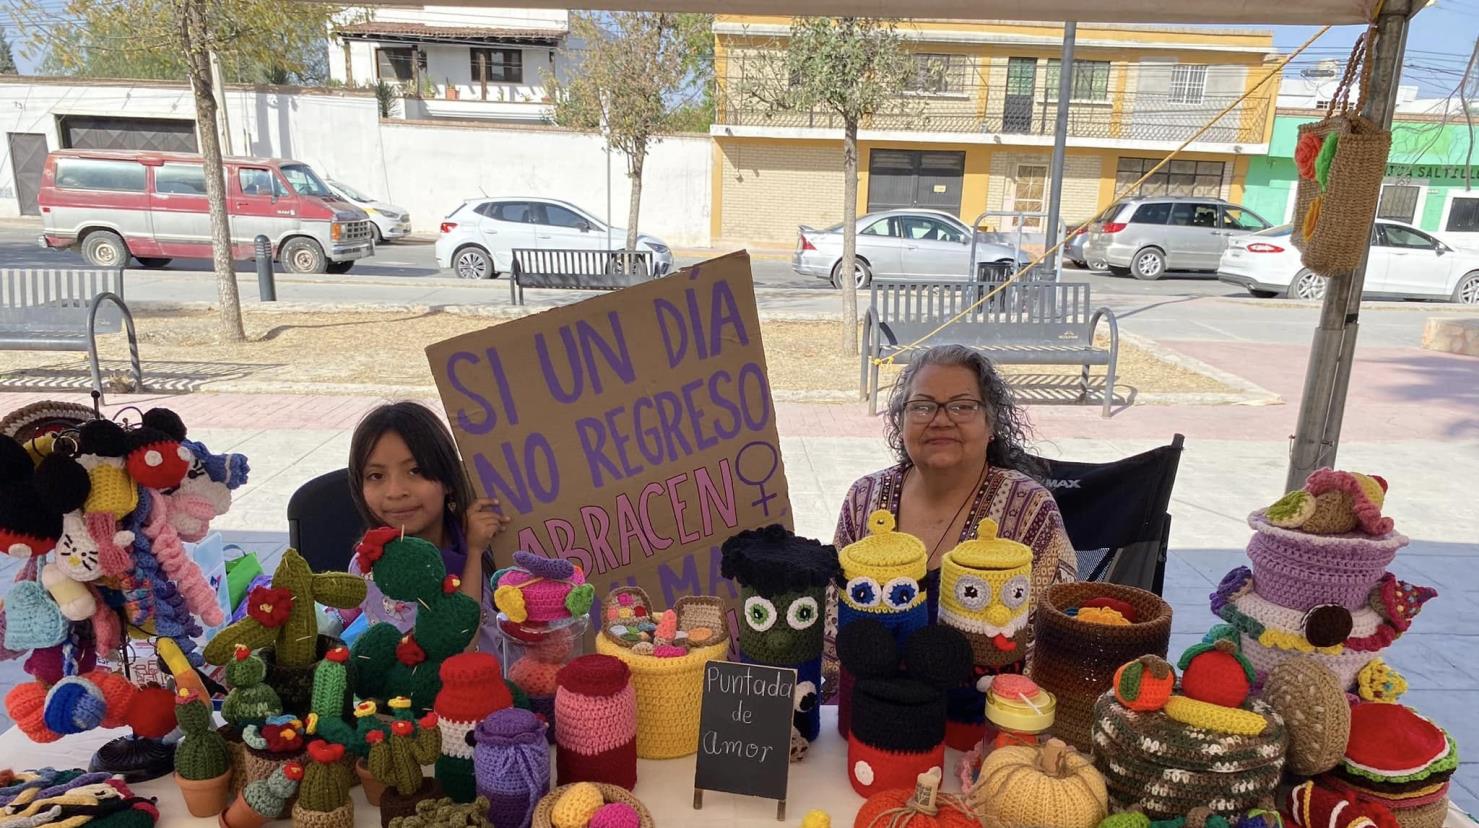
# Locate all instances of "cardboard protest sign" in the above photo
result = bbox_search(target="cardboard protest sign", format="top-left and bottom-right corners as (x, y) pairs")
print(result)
(425, 252), (792, 620)
(693, 662), (795, 817)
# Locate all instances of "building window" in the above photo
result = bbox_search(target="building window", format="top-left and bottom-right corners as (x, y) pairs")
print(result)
(1377, 183), (1422, 224)
(376, 47), (415, 83)
(1116, 157), (1224, 198)
(471, 48), (523, 84)
(1447, 196), (1479, 233)
(1168, 65), (1208, 104)
(908, 53), (968, 95)
(1010, 163), (1049, 229)
(1044, 60), (1110, 102)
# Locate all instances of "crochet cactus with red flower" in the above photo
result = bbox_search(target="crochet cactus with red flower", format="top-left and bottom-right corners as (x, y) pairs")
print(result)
(349, 531), (479, 712)
(366, 697), (442, 796)
(203, 550), (366, 669)
(221, 644), (283, 729)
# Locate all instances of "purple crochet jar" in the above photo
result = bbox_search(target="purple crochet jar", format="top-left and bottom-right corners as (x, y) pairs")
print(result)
(473, 708), (549, 828)
(1245, 511), (1408, 611)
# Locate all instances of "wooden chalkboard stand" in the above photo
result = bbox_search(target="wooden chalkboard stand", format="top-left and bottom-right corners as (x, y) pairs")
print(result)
(692, 787), (786, 821)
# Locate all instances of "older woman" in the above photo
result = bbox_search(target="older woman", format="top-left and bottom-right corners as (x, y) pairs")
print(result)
(825, 345), (1076, 693)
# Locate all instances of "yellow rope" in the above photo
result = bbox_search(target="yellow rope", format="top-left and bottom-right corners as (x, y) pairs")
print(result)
(870, 24), (1334, 367)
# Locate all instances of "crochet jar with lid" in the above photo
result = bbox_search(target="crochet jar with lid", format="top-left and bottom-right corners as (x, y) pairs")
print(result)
(593, 586), (729, 760)
(492, 550), (596, 625)
(1316, 702), (1458, 828)
(719, 524), (839, 744)
(835, 510), (929, 739)
(433, 652), (512, 804)
(554, 654), (637, 790)
(1028, 582), (1172, 751)
(937, 518), (1033, 751)
(492, 551), (597, 742)
(472, 707), (550, 828)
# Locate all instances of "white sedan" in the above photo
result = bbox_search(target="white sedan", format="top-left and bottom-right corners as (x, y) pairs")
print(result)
(434, 197), (673, 280)
(326, 179), (411, 244)
(1219, 221), (1479, 303)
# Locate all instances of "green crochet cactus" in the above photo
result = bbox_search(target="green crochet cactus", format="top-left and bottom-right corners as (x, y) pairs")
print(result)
(306, 644), (384, 755)
(298, 742), (354, 813)
(221, 644), (283, 729)
(243, 762), (302, 819)
(203, 549), (366, 668)
(367, 698), (443, 797)
(174, 692), (231, 780)
(349, 534), (480, 711)
(386, 796), (492, 828)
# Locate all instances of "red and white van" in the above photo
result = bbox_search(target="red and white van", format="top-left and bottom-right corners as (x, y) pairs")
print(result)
(36, 150), (375, 274)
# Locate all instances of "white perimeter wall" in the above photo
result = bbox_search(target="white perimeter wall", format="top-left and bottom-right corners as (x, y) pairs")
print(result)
(0, 78), (713, 247)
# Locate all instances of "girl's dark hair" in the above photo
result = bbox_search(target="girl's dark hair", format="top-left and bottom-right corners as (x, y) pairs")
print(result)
(347, 401), (475, 531)
(883, 345), (1045, 480)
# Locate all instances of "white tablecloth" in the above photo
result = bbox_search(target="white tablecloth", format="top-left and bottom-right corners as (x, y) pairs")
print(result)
(1, 711), (1473, 828)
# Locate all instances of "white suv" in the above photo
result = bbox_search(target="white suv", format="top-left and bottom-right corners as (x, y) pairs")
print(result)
(434, 197), (674, 279)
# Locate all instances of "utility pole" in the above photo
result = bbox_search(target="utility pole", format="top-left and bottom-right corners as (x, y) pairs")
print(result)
(1043, 21), (1076, 280)
(210, 50), (232, 155)
(1285, 1), (1413, 491)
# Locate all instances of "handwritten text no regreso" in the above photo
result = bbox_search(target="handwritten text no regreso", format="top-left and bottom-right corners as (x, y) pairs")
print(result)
(440, 278), (773, 515)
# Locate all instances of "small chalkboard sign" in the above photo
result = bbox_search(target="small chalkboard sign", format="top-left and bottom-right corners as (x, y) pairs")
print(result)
(692, 661), (796, 820)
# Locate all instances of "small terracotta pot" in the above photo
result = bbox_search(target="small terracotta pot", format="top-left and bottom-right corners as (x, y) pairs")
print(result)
(219, 793), (265, 828)
(354, 759), (387, 807)
(176, 768), (233, 817)
(290, 801), (354, 828)
(378, 778), (443, 828)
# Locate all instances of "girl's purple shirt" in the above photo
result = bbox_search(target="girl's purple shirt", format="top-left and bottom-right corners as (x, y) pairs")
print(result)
(351, 519), (499, 654)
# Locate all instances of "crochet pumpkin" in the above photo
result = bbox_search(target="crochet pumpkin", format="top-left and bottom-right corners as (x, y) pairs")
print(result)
(968, 739), (1108, 828)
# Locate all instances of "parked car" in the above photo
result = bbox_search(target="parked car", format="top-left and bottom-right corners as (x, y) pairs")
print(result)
(36, 150), (373, 274)
(1219, 221), (1479, 303)
(792, 209), (1032, 288)
(1064, 226), (1091, 269)
(1082, 196), (1272, 280)
(326, 179), (411, 244)
(435, 197), (673, 280)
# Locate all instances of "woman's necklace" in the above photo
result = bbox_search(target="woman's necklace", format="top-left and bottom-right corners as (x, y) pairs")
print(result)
(909, 462), (989, 563)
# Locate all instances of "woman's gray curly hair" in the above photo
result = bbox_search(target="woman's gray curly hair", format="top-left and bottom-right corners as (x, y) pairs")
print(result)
(883, 344), (1045, 480)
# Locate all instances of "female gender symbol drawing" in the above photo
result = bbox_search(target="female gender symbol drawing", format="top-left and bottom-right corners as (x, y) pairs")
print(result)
(734, 441), (782, 518)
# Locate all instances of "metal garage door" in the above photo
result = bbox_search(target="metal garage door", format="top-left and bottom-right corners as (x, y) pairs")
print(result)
(59, 115), (198, 153)
(866, 150), (965, 214)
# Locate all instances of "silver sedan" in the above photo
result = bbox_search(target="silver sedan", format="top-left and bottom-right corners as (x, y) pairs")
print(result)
(793, 209), (1032, 288)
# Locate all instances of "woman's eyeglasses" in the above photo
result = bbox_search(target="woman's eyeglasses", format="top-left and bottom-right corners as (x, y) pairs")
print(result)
(904, 399), (985, 423)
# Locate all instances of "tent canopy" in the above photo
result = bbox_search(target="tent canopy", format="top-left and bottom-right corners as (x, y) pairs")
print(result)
(354, 0), (1399, 25)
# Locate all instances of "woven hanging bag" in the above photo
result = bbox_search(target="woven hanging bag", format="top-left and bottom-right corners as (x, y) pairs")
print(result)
(1289, 33), (1392, 276)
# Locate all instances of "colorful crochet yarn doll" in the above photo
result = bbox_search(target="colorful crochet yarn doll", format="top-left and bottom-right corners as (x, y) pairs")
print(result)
(937, 518), (1033, 751)
(368, 697), (444, 828)
(835, 510), (928, 739)
(839, 619), (972, 798)
(171, 690), (233, 817)
(221, 645), (283, 731)
(203, 549), (366, 714)
(719, 525), (838, 745)
(554, 655), (637, 790)
(473, 708), (550, 828)
(292, 740), (355, 828)
(434, 653), (513, 804)
(350, 528), (481, 712)
(222, 761), (302, 828)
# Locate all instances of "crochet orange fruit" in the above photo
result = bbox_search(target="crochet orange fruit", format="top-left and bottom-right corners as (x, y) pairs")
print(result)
(1112, 656), (1176, 712)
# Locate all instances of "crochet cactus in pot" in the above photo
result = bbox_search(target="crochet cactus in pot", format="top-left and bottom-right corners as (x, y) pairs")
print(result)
(244, 761), (302, 818)
(350, 529), (480, 712)
(221, 644), (283, 730)
(292, 740), (355, 828)
(368, 697), (444, 828)
(203, 549), (366, 714)
(173, 690), (234, 817)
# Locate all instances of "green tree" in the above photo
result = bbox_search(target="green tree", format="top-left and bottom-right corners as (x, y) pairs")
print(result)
(0, 28), (17, 74)
(550, 11), (712, 256)
(741, 18), (914, 354)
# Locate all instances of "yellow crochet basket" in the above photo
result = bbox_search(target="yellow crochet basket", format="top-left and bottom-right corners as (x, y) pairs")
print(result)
(595, 633), (729, 759)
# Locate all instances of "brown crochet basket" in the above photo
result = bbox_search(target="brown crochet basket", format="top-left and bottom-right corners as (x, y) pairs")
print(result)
(1027, 582), (1172, 751)
(531, 783), (655, 828)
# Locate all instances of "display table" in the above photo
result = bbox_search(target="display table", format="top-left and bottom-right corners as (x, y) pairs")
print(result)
(0, 710), (1472, 828)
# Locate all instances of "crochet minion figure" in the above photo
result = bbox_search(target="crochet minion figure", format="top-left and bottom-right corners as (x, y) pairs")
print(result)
(937, 518), (1032, 750)
(720, 525), (840, 743)
(835, 509), (928, 739)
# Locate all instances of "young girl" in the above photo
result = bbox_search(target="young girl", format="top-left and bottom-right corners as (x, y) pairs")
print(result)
(347, 401), (511, 653)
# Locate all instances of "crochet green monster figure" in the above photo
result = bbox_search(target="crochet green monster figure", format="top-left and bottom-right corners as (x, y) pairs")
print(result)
(349, 528), (480, 712)
(367, 697), (443, 828)
(204, 549), (367, 714)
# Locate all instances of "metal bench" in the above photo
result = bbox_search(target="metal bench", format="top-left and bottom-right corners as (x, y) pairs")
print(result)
(0, 268), (142, 401)
(509, 249), (655, 305)
(860, 279), (1119, 417)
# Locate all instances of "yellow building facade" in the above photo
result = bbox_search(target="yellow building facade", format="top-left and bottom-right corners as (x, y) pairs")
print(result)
(709, 17), (1280, 246)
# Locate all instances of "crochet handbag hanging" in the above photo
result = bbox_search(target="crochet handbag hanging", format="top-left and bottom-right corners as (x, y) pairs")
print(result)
(1289, 29), (1393, 276)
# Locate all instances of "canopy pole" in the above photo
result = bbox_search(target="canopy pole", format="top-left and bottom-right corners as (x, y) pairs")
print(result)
(1285, 1), (1412, 492)
(1044, 21), (1077, 280)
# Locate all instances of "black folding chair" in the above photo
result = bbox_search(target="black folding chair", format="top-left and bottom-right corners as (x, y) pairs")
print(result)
(1028, 434), (1185, 595)
(286, 467), (363, 573)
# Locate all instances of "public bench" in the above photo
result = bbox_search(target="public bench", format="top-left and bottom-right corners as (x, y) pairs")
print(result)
(860, 278), (1119, 417)
(0, 268), (142, 399)
(509, 249), (656, 305)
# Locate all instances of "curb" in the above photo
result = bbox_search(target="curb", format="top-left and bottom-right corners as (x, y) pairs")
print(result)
(1214, 295), (1477, 313)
